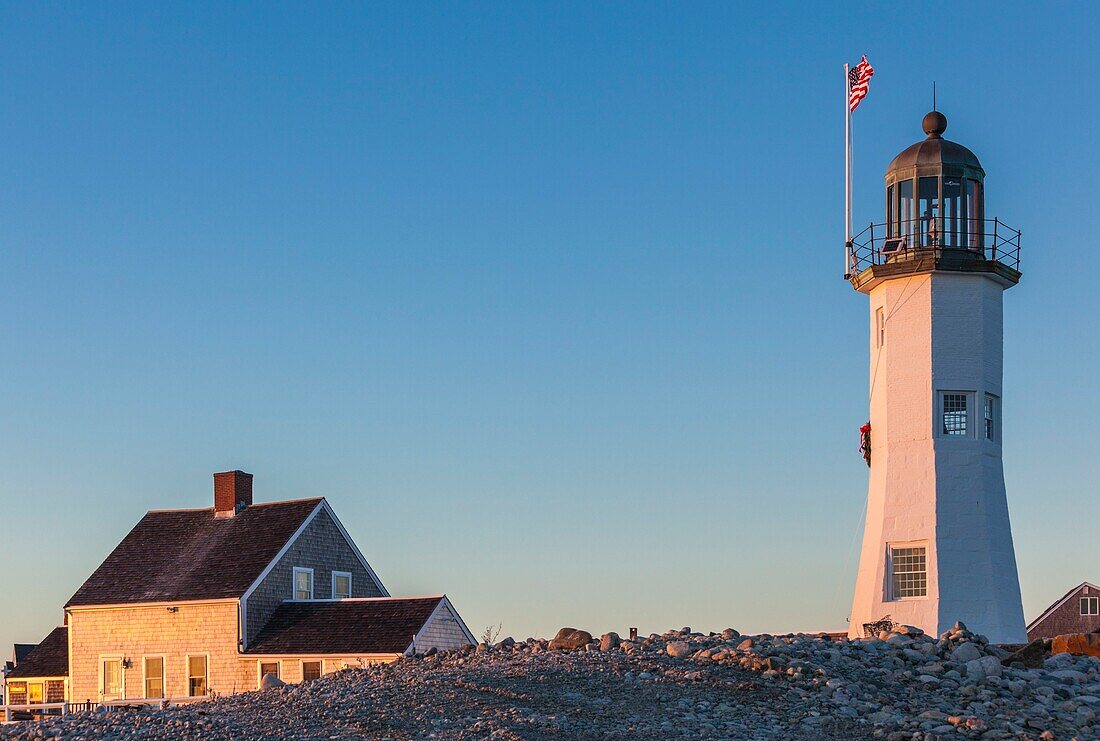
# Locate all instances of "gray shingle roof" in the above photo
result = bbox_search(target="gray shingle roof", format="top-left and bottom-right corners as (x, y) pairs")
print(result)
(66, 499), (323, 607)
(7, 627), (68, 679)
(245, 597), (446, 655)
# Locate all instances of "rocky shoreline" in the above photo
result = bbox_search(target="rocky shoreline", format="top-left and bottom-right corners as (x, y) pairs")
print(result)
(2, 623), (1097, 739)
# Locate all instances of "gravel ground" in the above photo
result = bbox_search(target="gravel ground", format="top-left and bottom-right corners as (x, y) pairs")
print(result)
(2, 624), (1097, 740)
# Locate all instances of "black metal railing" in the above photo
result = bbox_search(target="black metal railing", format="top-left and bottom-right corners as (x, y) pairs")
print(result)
(847, 218), (1021, 276)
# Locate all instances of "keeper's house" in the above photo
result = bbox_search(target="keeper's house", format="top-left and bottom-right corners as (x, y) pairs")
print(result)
(3, 471), (474, 707)
(1026, 582), (1100, 641)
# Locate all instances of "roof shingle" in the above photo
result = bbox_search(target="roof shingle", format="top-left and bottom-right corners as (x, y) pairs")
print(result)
(245, 597), (445, 655)
(66, 499), (323, 607)
(7, 627), (68, 678)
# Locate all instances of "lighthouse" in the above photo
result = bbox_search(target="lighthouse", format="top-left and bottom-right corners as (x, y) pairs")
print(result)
(846, 110), (1027, 643)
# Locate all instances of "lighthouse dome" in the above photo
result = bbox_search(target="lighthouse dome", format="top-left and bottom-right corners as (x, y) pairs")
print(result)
(886, 111), (984, 178)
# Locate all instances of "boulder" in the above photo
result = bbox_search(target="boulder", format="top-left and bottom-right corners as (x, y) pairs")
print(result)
(599, 632), (621, 652)
(1052, 633), (1100, 658)
(260, 673), (286, 690)
(950, 642), (982, 664)
(1001, 639), (1046, 668)
(667, 641), (692, 658)
(721, 628), (741, 641)
(548, 627), (593, 651)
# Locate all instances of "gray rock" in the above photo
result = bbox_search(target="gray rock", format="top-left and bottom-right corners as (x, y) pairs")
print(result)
(599, 632), (621, 652)
(951, 642), (982, 664)
(260, 672), (286, 690)
(548, 627), (592, 651)
(667, 641), (692, 658)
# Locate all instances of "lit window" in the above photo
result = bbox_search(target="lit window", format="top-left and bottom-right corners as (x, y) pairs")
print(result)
(890, 546), (927, 599)
(875, 307), (886, 348)
(144, 657), (164, 699)
(293, 567), (314, 600)
(332, 571), (352, 600)
(187, 655), (208, 697)
(302, 661), (322, 682)
(984, 394), (998, 440)
(1081, 597), (1099, 616)
(942, 393), (968, 436)
(27, 682), (43, 705)
(259, 661), (280, 686)
(101, 657), (123, 700)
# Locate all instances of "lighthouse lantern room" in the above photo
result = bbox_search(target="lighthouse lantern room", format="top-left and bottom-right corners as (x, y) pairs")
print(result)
(846, 111), (1027, 643)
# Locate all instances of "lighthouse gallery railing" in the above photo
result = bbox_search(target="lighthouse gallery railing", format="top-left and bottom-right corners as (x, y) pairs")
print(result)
(847, 218), (1021, 276)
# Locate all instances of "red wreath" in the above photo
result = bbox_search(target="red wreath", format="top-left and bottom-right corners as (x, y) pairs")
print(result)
(859, 422), (871, 467)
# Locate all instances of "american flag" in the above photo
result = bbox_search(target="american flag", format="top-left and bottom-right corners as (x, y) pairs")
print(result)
(848, 56), (874, 112)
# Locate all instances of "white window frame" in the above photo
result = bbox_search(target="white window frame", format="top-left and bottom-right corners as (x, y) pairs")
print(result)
(1081, 596), (1099, 616)
(332, 571), (352, 600)
(98, 654), (125, 701)
(875, 307), (886, 348)
(300, 659), (323, 682)
(984, 393), (999, 441)
(142, 655), (166, 699)
(938, 391), (973, 438)
(886, 542), (928, 601)
(256, 660), (282, 687)
(292, 567), (314, 600)
(185, 654), (210, 698)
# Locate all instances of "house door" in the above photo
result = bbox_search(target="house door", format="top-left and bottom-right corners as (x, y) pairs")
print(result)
(101, 658), (123, 701)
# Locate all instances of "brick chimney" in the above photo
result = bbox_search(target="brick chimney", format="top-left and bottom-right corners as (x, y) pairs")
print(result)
(214, 470), (253, 518)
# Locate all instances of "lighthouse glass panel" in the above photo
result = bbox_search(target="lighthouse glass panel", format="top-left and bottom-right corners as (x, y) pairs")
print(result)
(942, 393), (968, 436)
(897, 180), (915, 239)
(942, 178), (964, 247)
(891, 546), (927, 598)
(918, 177), (939, 247)
(966, 179), (984, 249)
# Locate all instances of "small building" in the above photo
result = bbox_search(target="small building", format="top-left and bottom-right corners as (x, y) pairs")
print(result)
(3, 627), (68, 707)
(6, 470), (475, 708)
(1027, 582), (1100, 641)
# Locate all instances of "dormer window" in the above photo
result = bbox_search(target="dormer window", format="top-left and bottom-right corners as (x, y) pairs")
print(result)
(332, 571), (352, 600)
(292, 567), (314, 600)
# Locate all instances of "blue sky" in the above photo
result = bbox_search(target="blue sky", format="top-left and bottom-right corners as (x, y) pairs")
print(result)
(1, 1), (1097, 648)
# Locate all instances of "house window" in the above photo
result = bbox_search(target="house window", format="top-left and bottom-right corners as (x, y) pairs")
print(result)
(293, 567), (314, 600)
(890, 545), (927, 599)
(941, 392), (969, 436)
(984, 394), (998, 440)
(6, 682), (26, 705)
(258, 661), (280, 686)
(27, 682), (43, 705)
(875, 307), (886, 348)
(144, 656), (165, 699)
(302, 661), (322, 682)
(187, 655), (208, 697)
(101, 657), (123, 701)
(1082, 597), (1099, 616)
(332, 571), (352, 600)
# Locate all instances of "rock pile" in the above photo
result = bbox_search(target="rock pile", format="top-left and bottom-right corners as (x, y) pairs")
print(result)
(2, 622), (1098, 739)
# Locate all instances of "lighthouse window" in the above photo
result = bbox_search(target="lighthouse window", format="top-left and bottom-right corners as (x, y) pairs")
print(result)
(942, 393), (968, 436)
(897, 180), (915, 238)
(984, 394), (998, 440)
(875, 307), (886, 347)
(890, 545), (927, 599)
(918, 177), (939, 247)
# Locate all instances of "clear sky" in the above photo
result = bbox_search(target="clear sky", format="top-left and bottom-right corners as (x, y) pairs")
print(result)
(1, 1), (1097, 649)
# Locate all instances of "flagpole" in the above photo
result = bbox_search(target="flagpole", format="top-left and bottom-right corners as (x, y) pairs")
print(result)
(844, 63), (852, 278)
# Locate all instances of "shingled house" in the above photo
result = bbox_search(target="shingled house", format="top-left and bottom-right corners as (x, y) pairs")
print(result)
(1027, 581), (1100, 641)
(7, 470), (474, 707)
(2, 628), (68, 707)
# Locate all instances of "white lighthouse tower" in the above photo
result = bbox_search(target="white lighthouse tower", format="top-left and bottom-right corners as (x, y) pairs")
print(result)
(846, 111), (1027, 643)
